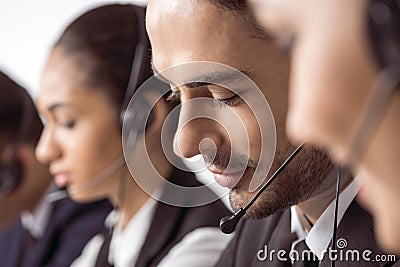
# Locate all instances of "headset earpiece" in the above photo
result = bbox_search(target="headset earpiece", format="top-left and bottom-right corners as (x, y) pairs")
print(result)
(0, 159), (23, 195)
(368, 0), (400, 85)
(120, 99), (154, 135)
(0, 89), (32, 196)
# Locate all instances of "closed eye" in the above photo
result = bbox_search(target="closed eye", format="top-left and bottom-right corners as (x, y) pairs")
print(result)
(212, 94), (240, 108)
(166, 90), (241, 108)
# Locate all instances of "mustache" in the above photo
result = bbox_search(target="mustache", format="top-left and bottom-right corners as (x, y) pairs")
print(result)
(202, 150), (258, 171)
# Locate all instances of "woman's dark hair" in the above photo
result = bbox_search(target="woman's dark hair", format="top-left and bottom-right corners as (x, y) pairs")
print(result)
(54, 4), (153, 110)
(0, 71), (43, 147)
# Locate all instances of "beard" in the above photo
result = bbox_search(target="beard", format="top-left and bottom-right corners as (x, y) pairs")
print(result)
(229, 143), (334, 220)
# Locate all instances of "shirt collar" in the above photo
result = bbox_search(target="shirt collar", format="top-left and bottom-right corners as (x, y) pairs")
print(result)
(291, 177), (362, 260)
(108, 196), (158, 266)
(20, 183), (58, 238)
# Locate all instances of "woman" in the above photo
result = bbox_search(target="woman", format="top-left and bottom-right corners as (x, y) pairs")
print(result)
(35, 4), (231, 266)
(0, 70), (112, 267)
(248, 0), (400, 255)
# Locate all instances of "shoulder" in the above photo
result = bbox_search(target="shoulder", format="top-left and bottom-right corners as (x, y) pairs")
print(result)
(158, 227), (233, 267)
(215, 209), (293, 267)
(51, 198), (112, 224)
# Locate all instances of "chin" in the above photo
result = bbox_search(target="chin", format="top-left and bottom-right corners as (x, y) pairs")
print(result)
(67, 188), (100, 204)
(68, 192), (89, 203)
(229, 187), (285, 221)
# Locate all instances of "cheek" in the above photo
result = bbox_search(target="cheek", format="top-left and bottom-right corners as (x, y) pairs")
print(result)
(359, 175), (400, 253)
(63, 123), (122, 176)
(237, 106), (263, 160)
(287, 37), (366, 153)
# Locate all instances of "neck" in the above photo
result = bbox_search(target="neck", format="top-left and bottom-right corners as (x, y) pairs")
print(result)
(296, 170), (353, 231)
(115, 146), (174, 231)
(116, 170), (150, 231)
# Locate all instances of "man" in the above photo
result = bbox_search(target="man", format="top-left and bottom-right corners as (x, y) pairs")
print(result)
(247, 0), (400, 256)
(146, 0), (398, 265)
(0, 70), (112, 267)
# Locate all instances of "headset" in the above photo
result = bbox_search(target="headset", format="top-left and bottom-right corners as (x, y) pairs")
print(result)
(368, 0), (400, 81)
(119, 5), (154, 132)
(0, 92), (32, 196)
(69, 5), (155, 196)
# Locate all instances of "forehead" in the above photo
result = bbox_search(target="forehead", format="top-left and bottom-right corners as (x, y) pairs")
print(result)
(147, 0), (264, 73)
(37, 48), (101, 110)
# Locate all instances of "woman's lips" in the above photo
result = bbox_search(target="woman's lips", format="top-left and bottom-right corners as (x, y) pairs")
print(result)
(53, 173), (71, 188)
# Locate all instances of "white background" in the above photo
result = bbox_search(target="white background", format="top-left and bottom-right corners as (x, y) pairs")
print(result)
(0, 0), (147, 97)
(0, 0), (231, 208)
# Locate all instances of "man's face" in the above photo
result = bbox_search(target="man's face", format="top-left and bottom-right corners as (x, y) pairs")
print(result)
(248, 0), (400, 252)
(248, 0), (379, 163)
(147, 0), (333, 219)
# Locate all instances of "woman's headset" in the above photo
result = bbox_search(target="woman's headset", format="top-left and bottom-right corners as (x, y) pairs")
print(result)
(119, 5), (154, 132)
(368, 0), (400, 85)
(0, 92), (32, 196)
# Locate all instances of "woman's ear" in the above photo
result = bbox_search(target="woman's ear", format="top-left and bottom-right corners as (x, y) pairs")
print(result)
(15, 144), (36, 176)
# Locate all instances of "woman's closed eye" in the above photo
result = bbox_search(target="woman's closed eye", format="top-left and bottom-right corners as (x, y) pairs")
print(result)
(61, 120), (76, 129)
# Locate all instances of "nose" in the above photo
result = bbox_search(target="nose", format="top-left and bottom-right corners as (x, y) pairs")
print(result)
(35, 126), (62, 165)
(174, 116), (226, 159)
(173, 86), (229, 159)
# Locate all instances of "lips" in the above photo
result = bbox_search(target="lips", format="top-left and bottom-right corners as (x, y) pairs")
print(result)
(51, 172), (71, 188)
(209, 167), (246, 188)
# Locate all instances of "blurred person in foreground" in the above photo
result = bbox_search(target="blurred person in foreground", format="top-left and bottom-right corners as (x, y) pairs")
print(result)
(249, 0), (400, 255)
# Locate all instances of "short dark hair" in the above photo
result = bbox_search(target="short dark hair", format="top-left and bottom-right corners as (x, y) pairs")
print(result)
(54, 4), (153, 110)
(207, 0), (271, 40)
(0, 71), (43, 148)
(209, 0), (247, 10)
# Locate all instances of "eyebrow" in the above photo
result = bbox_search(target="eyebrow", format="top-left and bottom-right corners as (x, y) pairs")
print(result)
(183, 69), (252, 89)
(150, 58), (253, 89)
(47, 103), (73, 113)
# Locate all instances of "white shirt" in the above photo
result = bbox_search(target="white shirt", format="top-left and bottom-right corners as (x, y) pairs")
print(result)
(20, 184), (66, 238)
(291, 178), (362, 260)
(72, 197), (232, 267)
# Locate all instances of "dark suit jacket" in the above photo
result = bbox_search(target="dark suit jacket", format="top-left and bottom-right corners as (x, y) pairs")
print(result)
(0, 197), (112, 267)
(136, 167), (231, 267)
(215, 200), (399, 267)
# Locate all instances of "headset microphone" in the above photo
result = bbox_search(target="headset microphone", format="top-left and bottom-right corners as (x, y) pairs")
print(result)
(68, 156), (125, 195)
(70, 5), (151, 197)
(219, 143), (304, 234)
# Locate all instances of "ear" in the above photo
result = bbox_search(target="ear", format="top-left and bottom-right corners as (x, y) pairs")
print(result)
(15, 144), (35, 173)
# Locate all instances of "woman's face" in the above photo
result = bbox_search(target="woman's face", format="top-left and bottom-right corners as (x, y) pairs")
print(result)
(36, 47), (123, 203)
